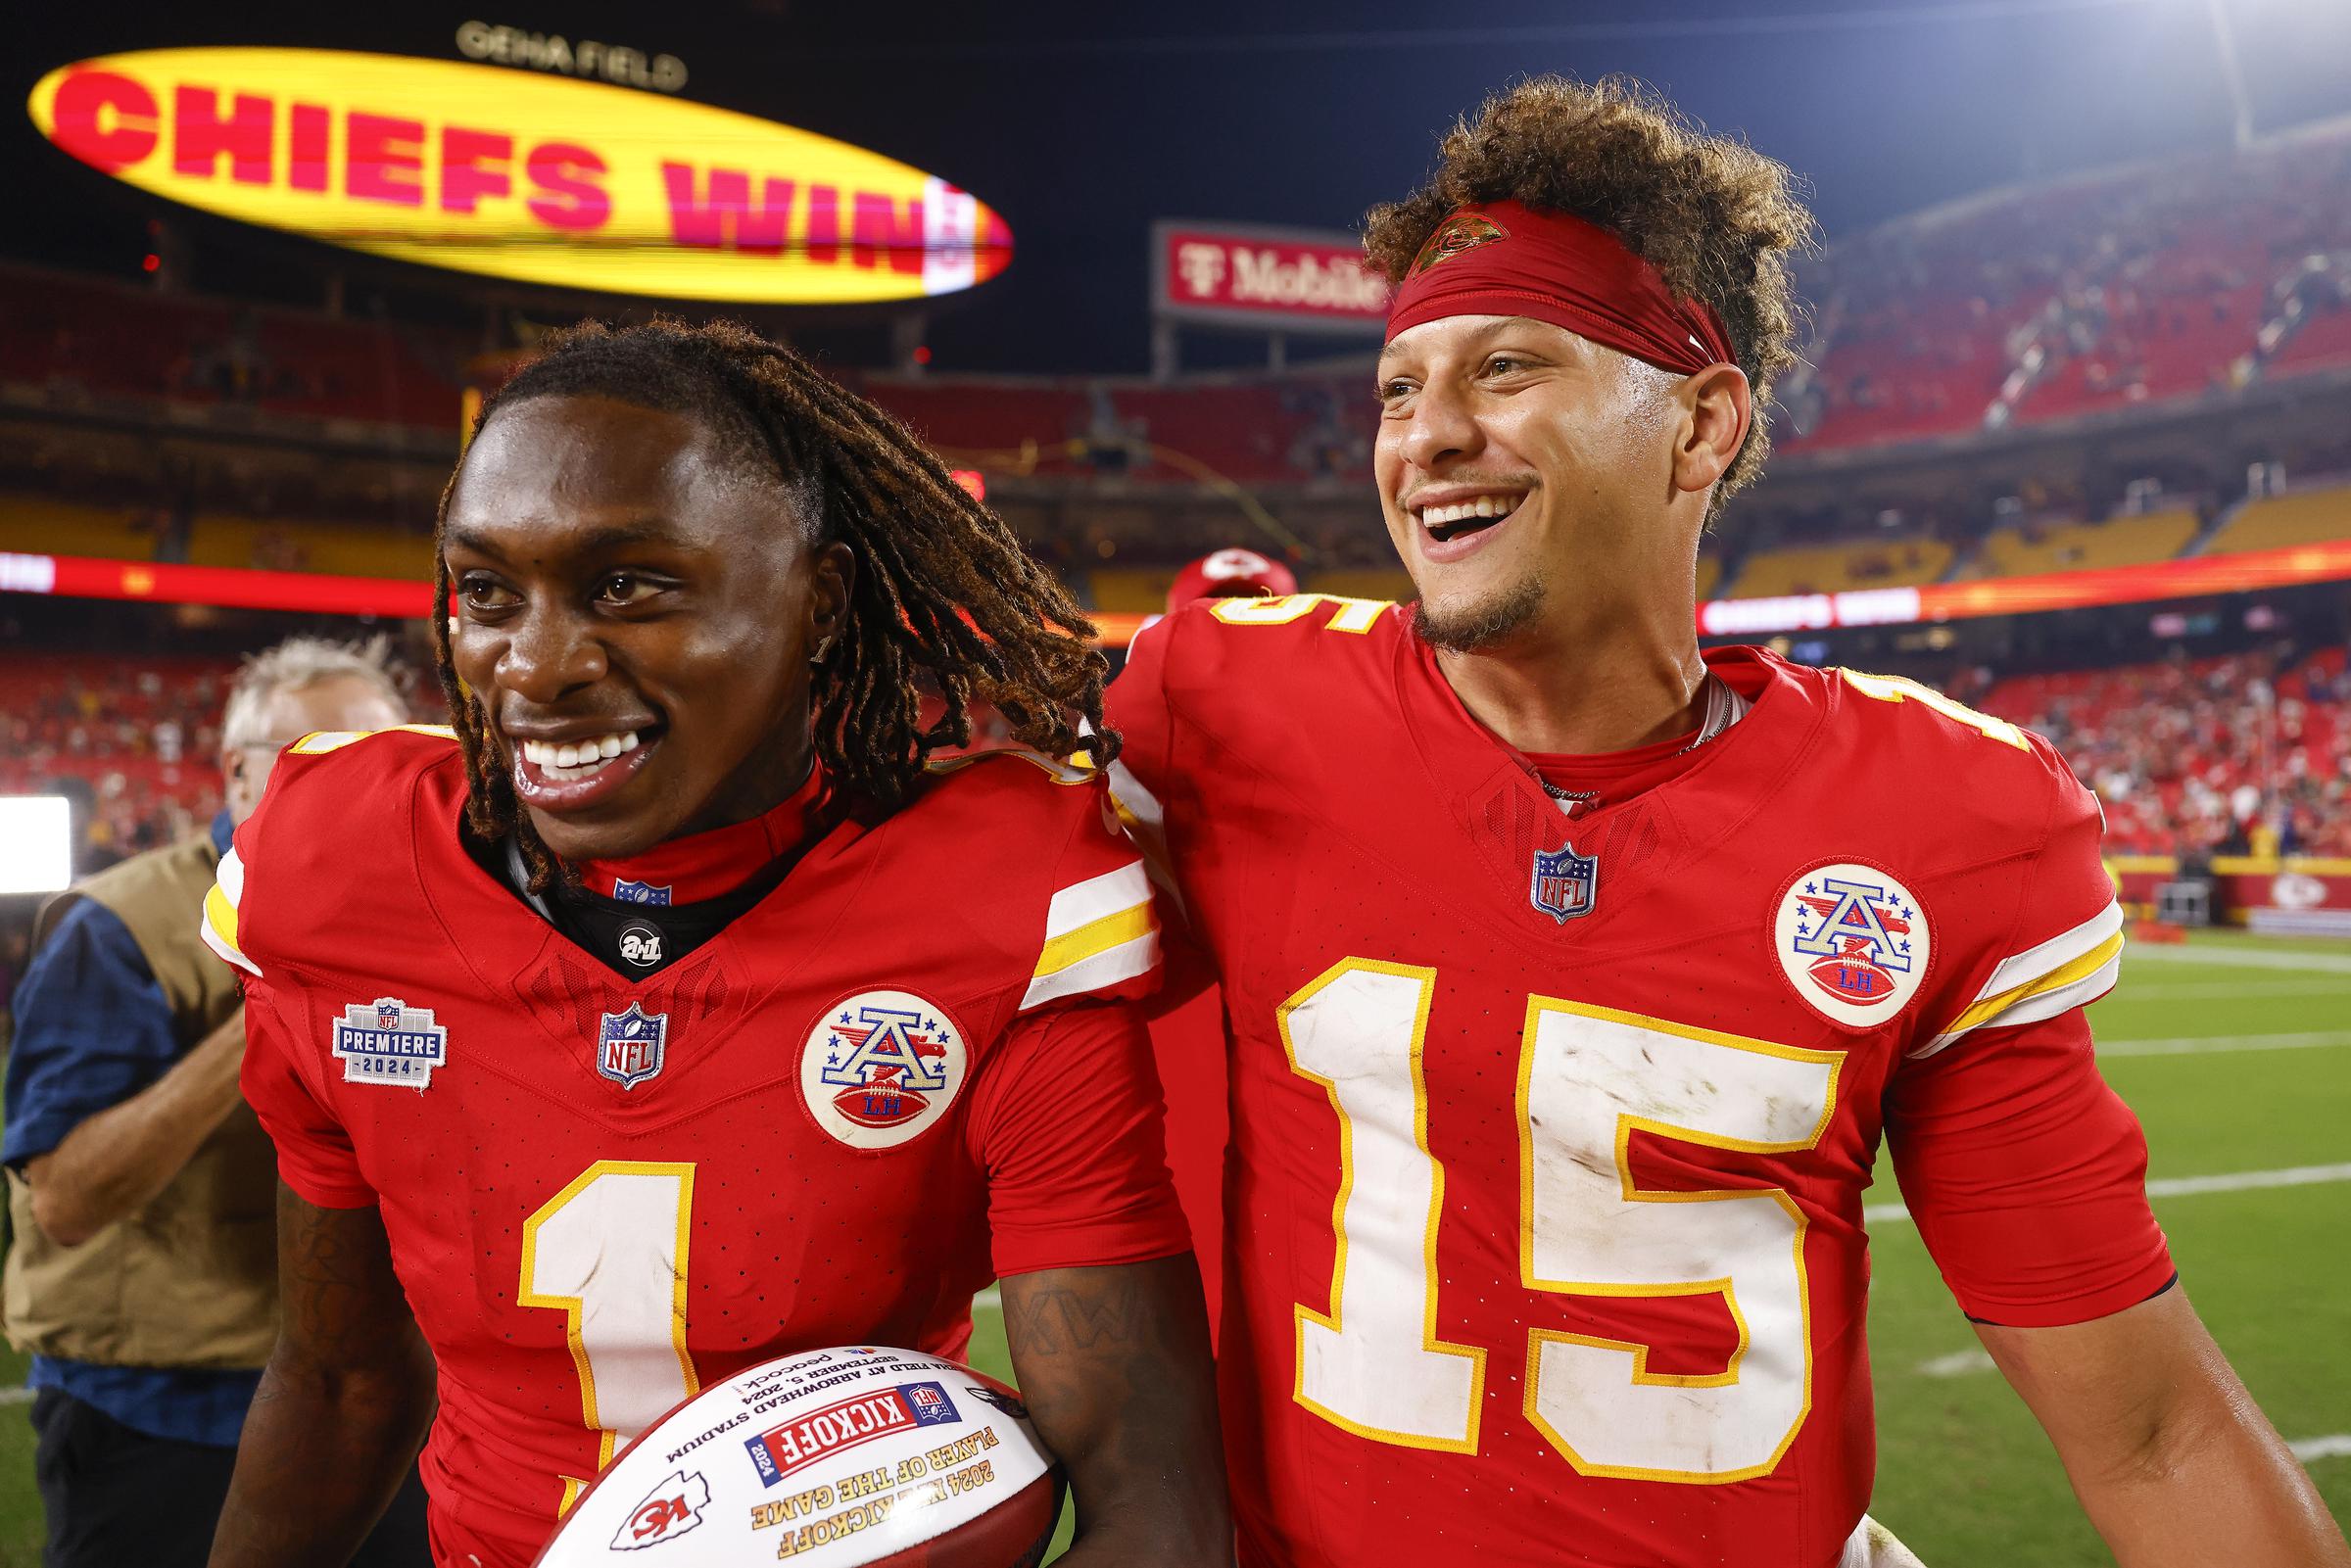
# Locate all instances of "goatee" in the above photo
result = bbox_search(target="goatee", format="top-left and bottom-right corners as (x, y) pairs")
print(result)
(1412, 574), (1545, 653)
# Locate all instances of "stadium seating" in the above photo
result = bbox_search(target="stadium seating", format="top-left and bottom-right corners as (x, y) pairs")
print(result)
(0, 265), (465, 433)
(1965, 508), (2200, 579)
(1791, 121), (2351, 453)
(2268, 295), (2351, 375)
(2202, 485), (2351, 554)
(0, 498), (169, 562)
(1723, 537), (1953, 598)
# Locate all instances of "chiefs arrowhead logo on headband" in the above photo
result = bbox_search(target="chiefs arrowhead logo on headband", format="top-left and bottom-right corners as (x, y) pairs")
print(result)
(1410, 211), (1511, 277)
(1385, 199), (1737, 380)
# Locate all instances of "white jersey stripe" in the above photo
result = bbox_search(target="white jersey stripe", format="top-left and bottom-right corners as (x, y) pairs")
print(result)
(1044, 860), (1151, 941)
(1973, 899), (2124, 1008)
(1915, 951), (2122, 1057)
(1019, 930), (1160, 1012)
(216, 845), (246, 907)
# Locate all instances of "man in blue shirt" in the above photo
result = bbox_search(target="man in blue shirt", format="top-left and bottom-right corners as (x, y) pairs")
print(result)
(4, 637), (427, 1568)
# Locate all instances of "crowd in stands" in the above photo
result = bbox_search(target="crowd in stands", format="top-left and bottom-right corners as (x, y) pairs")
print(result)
(0, 654), (443, 870)
(0, 655), (238, 864)
(1963, 645), (2351, 858)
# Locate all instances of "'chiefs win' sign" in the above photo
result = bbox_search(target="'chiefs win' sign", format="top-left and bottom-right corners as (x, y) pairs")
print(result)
(26, 48), (1012, 304)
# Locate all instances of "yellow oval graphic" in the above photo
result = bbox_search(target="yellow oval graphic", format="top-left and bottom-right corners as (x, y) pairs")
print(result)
(27, 47), (1012, 304)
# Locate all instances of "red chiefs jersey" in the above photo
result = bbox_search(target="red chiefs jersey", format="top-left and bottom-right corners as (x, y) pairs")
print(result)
(201, 727), (1183, 1568)
(1106, 597), (2172, 1568)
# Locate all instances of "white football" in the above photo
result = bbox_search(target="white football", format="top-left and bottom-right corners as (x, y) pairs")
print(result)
(534, 1345), (1063, 1567)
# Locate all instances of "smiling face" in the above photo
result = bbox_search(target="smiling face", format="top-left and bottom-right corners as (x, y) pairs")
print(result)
(442, 394), (849, 864)
(1374, 314), (1688, 653)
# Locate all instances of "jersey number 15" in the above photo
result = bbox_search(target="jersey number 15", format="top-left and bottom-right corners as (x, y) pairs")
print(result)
(1285, 958), (1845, 1485)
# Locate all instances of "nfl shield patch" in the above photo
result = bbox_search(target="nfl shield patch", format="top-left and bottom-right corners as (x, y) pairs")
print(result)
(598, 1002), (669, 1090)
(612, 879), (673, 907)
(1529, 842), (1599, 924)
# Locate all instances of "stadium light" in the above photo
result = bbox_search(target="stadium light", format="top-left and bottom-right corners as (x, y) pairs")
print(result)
(0, 797), (72, 894)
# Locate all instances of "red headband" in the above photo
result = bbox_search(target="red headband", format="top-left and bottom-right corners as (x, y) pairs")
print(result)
(1384, 200), (1736, 377)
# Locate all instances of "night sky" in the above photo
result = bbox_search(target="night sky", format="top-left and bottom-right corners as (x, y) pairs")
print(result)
(14, 0), (2351, 374)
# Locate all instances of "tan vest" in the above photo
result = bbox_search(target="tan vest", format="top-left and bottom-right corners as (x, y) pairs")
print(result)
(3, 833), (280, 1369)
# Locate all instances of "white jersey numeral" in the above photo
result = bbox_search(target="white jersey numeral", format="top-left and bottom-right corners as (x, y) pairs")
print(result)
(521, 1162), (700, 1509)
(1519, 1000), (1838, 1481)
(1284, 965), (1843, 1482)
(1283, 961), (1487, 1451)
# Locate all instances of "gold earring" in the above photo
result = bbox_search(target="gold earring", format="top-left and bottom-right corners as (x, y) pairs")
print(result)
(810, 635), (835, 665)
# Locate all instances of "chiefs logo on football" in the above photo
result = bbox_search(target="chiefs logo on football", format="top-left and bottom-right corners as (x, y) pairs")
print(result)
(608, 1469), (709, 1552)
(799, 989), (971, 1150)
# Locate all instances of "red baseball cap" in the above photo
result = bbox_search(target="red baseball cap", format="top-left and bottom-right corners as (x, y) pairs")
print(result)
(1167, 548), (1299, 613)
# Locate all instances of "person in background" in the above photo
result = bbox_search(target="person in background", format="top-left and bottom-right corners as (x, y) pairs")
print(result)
(2, 636), (427, 1568)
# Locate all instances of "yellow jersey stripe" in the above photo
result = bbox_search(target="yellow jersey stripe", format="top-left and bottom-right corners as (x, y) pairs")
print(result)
(200, 883), (259, 977)
(1033, 902), (1157, 980)
(1021, 929), (1160, 1011)
(1942, 928), (2126, 1037)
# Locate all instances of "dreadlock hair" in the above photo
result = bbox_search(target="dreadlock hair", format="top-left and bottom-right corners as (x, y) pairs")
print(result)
(430, 317), (1116, 893)
(1363, 75), (1816, 514)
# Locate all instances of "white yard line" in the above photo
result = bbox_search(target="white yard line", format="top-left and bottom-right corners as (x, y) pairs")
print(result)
(2290, 1435), (2351, 1464)
(2100, 1029), (2351, 1058)
(2127, 945), (2351, 975)
(1914, 1349), (1997, 1379)
(2116, 978), (2351, 1000)
(0, 1388), (30, 1406)
(1867, 1162), (2351, 1224)
(975, 1285), (1002, 1310)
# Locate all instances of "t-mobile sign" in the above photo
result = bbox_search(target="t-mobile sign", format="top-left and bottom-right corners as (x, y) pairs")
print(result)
(1153, 221), (1390, 332)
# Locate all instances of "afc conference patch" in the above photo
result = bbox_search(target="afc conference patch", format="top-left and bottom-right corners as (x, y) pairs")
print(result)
(798, 989), (970, 1151)
(331, 998), (448, 1090)
(1529, 841), (1599, 924)
(1772, 862), (1933, 1028)
(598, 1002), (670, 1090)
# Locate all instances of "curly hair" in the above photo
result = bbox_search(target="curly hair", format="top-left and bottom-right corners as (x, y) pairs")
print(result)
(432, 317), (1114, 893)
(1364, 74), (1815, 506)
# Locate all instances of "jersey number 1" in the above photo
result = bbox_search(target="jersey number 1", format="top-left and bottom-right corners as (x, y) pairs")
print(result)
(1285, 959), (1842, 1484)
(520, 1161), (700, 1509)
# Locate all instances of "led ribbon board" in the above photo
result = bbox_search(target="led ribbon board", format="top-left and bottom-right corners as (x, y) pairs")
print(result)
(27, 48), (1012, 303)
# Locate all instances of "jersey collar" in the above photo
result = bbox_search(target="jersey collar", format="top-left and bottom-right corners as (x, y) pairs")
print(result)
(580, 767), (826, 906)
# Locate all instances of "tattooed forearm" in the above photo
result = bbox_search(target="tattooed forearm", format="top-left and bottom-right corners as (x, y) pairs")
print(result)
(277, 1188), (410, 1372)
(208, 1186), (435, 1568)
(1004, 1267), (1151, 1358)
(1001, 1258), (1230, 1567)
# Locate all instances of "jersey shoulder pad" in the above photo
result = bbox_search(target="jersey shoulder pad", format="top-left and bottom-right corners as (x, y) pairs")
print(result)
(201, 726), (461, 979)
(903, 749), (1158, 1013)
(1142, 593), (1406, 720)
(1829, 666), (2081, 832)
(1819, 674), (2125, 1055)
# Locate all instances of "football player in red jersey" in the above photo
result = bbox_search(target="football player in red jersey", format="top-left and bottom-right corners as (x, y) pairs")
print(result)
(1107, 79), (2348, 1568)
(201, 321), (1228, 1568)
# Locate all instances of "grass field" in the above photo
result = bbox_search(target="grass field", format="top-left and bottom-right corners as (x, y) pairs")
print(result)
(0, 928), (2342, 1565)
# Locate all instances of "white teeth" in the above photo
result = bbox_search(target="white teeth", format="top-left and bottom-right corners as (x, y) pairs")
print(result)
(517, 731), (642, 774)
(1416, 495), (1524, 527)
